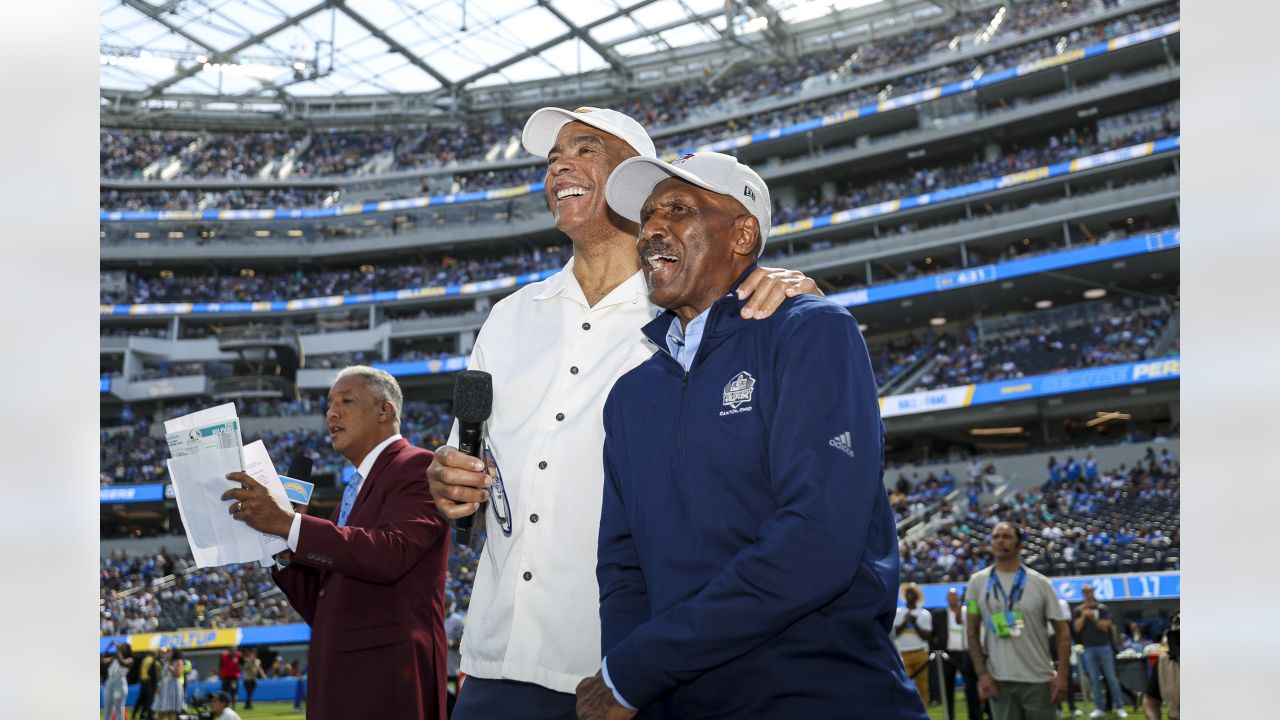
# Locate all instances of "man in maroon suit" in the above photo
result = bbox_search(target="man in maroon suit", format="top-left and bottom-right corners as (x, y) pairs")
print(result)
(223, 365), (449, 720)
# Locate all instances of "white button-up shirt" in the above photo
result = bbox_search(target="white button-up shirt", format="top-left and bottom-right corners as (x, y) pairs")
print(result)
(450, 257), (659, 693)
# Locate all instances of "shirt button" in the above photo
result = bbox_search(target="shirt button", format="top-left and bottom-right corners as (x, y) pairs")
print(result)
(523, 571), (533, 581)
(555, 412), (565, 421)
(538, 461), (547, 469)
(582, 322), (591, 331)
(530, 513), (539, 523)
(569, 366), (579, 375)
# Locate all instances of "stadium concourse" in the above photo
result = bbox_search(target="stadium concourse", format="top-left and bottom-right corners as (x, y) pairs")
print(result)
(100, 0), (1180, 716)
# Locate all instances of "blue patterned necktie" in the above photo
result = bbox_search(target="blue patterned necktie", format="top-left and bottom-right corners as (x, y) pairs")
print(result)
(337, 471), (362, 527)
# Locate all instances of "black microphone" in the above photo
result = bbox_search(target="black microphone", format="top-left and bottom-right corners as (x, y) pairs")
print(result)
(452, 370), (493, 545)
(286, 455), (314, 486)
(285, 455), (313, 508)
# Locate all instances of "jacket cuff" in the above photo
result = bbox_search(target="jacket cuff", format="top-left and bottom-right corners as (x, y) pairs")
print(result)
(602, 635), (665, 710)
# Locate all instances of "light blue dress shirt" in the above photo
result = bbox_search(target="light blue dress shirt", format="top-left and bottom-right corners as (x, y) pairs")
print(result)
(664, 308), (711, 371)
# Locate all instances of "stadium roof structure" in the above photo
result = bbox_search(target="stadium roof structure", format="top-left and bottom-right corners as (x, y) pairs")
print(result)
(100, 0), (968, 122)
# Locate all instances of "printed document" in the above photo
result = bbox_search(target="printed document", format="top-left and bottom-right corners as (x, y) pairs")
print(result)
(164, 404), (290, 567)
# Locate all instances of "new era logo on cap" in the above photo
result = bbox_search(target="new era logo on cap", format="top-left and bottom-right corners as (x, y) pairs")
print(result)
(605, 151), (773, 255)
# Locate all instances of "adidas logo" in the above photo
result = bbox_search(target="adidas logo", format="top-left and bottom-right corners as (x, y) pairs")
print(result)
(829, 431), (855, 458)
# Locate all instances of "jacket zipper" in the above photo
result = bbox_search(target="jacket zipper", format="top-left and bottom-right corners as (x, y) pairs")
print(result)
(677, 369), (689, 462)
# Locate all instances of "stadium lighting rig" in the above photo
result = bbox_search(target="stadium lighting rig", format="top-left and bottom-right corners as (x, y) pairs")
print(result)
(100, 44), (315, 82)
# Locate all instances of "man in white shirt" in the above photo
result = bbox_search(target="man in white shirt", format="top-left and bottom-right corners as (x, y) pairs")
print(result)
(425, 107), (820, 718)
(943, 587), (987, 720)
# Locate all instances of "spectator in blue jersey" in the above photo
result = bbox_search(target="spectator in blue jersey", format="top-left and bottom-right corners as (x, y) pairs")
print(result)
(1083, 452), (1099, 480)
(1048, 456), (1062, 483)
(575, 151), (926, 719)
(1065, 456), (1082, 482)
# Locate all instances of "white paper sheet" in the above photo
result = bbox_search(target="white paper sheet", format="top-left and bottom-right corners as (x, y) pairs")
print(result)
(163, 405), (288, 568)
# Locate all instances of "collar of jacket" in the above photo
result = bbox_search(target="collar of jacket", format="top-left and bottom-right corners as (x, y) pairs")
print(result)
(640, 264), (758, 368)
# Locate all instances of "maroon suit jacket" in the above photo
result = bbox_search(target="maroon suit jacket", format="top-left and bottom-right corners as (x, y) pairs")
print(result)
(272, 439), (448, 720)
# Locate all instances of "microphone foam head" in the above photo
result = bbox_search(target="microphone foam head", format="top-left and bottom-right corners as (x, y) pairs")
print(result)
(453, 370), (493, 424)
(286, 455), (313, 483)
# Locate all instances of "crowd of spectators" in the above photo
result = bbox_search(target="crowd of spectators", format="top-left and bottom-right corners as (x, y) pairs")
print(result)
(898, 448), (1179, 585)
(100, 536), (485, 635)
(100, 129), (200, 179)
(867, 332), (935, 388)
(98, 0), (1177, 201)
(183, 131), (300, 180)
(100, 549), (302, 635)
(909, 302), (1172, 391)
(100, 110), (1174, 307)
(651, 1), (1176, 158)
(772, 119), (1175, 225)
(101, 187), (336, 212)
(101, 245), (571, 305)
(292, 128), (411, 177)
(101, 399), (455, 486)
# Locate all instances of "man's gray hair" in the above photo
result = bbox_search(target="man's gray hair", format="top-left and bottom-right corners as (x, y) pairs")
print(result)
(336, 365), (403, 424)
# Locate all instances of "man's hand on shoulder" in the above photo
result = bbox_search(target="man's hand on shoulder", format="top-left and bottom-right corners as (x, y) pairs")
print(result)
(736, 266), (824, 319)
(575, 671), (637, 720)
(425, 445), (492, 521)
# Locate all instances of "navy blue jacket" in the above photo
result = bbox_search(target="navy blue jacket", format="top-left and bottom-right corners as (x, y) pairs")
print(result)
(599, 273), (926, 719)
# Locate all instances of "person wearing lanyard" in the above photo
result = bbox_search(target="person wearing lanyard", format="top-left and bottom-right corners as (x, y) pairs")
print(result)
(966, 522), (1070, 720)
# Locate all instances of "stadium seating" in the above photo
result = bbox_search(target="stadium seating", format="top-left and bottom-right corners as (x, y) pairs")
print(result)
(99, 0), (1178, 194)
(899, 455), (1179, 585)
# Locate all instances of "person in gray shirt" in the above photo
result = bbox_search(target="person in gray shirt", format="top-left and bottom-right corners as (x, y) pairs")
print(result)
(966, 522), (1069, 720)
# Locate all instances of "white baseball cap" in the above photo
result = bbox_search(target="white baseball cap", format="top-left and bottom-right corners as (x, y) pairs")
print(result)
(522, 106), (657, 160)
(605, 151), (772, 251)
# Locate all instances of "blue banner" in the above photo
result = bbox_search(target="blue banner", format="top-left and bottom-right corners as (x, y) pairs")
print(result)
(830, 229), (1180, 308)
(100, 22), (1179, 223)
(880, 356), (1179, 419)
(99, 483), (169, 504)
(100, 268), (560, 317)
(99, 622), (312, 654)
(100, 226), (1178, 323)
(373, 355), (469, 377)
(969, 357), (1180, 406)
(909, 571), (1180, 608)
(775, 137), (1179, 238)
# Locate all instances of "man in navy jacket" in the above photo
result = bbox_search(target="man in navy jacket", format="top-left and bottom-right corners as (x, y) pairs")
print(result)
(575, 152), (928, 719)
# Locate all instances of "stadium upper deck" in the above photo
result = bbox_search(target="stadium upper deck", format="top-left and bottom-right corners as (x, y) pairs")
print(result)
(100, 0), (1177, 199)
